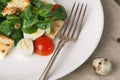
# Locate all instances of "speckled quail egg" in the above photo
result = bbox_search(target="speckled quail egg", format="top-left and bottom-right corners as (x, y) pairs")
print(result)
(92, 58), (112, 76)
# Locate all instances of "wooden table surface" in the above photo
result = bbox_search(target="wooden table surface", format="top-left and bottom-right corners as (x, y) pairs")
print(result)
(59, 0), (120, 80)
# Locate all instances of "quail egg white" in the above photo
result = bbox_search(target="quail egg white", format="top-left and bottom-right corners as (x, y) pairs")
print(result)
(16, 38), (33, 57)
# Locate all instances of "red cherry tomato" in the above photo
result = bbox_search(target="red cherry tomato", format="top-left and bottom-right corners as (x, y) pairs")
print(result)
(51, 4), (64, 11)
(34, 35), (55, 56)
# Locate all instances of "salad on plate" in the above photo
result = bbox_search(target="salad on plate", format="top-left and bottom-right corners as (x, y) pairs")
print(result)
(0, 0), (67, 59)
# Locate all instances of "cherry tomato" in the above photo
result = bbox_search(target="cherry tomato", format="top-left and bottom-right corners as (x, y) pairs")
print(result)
(51, 4), (64, 11)
(34, 35), (55, 56)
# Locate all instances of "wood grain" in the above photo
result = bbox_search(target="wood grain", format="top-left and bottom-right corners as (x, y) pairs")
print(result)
(115, 0), (120, 5)
(59, 0), (120, 80)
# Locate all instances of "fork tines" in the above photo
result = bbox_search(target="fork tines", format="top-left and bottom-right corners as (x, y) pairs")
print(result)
(61, 2), (87, 41)
(39, 2), (87, 80)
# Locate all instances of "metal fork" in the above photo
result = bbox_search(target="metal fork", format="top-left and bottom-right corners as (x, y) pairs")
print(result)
(39, 2), (87, 80)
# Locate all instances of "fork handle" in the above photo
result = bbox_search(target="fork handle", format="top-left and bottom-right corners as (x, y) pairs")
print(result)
(39, 40), (65, 80)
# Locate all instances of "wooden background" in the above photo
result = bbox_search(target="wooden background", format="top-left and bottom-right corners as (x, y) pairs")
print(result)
(59, 0), (120, 80)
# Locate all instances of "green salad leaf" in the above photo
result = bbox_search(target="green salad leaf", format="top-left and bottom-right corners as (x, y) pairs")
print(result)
(19, 5), (39, 29)
(49, 6), (67, 20)
(19, 5), (33, 20)
(0, 0), (11, 2)
(0, 17), (6, 23)
(22, 14), (39, 28)
(10, 28), (23, 46)
(0, 20), (14, 36)
(37, 4), (53, 16)
(36, 22), (51, 29)
(22, 26), (38, 34)
(0, 16), (20, 36)
(30, 0), (40, 7)
(0, 0), (67, 46)
(0, 15), (23, 45)
(6, 15), (20, 20)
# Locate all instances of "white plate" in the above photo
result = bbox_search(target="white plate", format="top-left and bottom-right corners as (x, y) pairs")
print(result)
(0, 0), (104, 80)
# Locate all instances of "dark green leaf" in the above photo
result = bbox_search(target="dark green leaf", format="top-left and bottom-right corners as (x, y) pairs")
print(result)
(22, 14), (39, 28)
(1, 0), (11, 2)
(6, 15), (19, 20)
(10, 28), (23, 46)
(37, 15), (44, 21)
(38, 4), (53, 16)
(0, 21), (14, 36)
(30, 0), (44, 9)
(22, 26), (38, 34)
(19, 5), (32, 20)
(49, 6), (67, 20)
(0, 17), (6, 23)
(19, 5), (39, 28)
(0, 16), (20, 36)
(36, 22), (51, 30)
